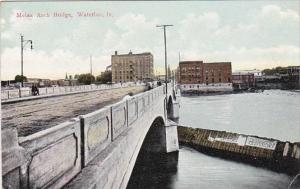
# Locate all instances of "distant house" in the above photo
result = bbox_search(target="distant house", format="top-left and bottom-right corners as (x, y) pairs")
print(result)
(26, 78), (51, 87)
(232, 72), (255, 90)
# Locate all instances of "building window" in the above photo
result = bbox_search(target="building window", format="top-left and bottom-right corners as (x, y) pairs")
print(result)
(219, 78), (221, 82)
(212, 78), (214, 83)
(228, 78), (231, 82)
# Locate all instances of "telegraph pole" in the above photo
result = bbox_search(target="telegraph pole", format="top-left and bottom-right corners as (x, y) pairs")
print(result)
(20, 35), (33, 87)
(90, 55), (93, 76)
(156, 24), (173, 101)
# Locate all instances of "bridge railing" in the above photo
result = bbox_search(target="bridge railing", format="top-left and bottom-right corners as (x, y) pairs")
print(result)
(12, 85), (168, 189)
(1, 82), (145, 100)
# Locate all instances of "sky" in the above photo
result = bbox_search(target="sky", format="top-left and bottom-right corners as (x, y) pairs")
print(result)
(0, 1), (299, 80)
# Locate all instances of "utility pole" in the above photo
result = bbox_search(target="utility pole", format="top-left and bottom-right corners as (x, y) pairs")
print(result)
(20, 35), (33, 87)
(90, 55), (93, 76)
(156, 24), (173, 106)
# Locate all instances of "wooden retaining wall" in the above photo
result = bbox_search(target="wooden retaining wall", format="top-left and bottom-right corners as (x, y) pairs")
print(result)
(178, 126), (300, 175)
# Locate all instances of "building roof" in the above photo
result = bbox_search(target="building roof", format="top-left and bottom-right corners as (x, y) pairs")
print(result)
(112, 51), (153, 57)
(204, 62), (231, 64)
(232, 72), (254, 76)
(179, 61), (203, 64)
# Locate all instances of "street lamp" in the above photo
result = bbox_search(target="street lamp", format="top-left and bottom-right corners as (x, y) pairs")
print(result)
(21, 35), (33, 87)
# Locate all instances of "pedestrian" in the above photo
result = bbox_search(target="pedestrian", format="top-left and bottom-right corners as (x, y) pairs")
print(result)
(31, 85), (36, 96)
(36, 86), (39, 95)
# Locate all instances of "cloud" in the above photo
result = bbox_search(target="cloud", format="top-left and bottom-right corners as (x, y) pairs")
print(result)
(1, 47), (110, 80)
(261, 5), (299, 21)
(105, 13), (161, 52)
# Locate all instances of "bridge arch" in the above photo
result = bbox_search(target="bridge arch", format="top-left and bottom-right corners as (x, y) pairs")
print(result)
(127, 116), (179, 188)
(140, 116), (167, 153)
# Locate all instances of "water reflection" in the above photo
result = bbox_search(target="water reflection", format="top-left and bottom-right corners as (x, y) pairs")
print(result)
(127, 147), (293, 189)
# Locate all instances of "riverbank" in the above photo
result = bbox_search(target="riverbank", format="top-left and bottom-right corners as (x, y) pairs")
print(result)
(177, 126), (300, 175)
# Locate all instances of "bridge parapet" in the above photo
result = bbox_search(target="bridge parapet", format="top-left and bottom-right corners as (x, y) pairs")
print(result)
(1, 84), (179, 189)
(1, 81), (145, 102)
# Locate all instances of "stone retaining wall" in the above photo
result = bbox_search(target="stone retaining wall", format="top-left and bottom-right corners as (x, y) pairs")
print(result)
(178, 126), (300, 175)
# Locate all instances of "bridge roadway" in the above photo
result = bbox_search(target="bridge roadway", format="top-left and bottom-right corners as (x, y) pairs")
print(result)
(2, 86), (146, 137)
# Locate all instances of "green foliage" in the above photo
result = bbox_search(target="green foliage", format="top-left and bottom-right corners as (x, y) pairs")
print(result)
(262, 66), (288, 75)
(96, 71), (112, 84)
(15, 75), (27, 82)
(77, 73), (95, 85)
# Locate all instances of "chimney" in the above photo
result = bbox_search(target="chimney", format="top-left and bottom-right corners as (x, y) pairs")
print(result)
(115, 51), (117, 55)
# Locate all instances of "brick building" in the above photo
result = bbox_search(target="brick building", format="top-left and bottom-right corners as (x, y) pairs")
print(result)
(111, 51), (154, 83)
(179, 61), (232, 85)
(232, 72), (255, 89)
(179, 61), (204, 84)
(178, 61), (232, 93)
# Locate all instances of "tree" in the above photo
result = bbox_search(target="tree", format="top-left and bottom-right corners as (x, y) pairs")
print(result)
(74, 74), (79, 79)
(77, 73), (95, 85)
(69, 75), (73, 80)
(15, 75), (27, 82)
(65, 73), (68, 80)
(96, 71), (112, 84)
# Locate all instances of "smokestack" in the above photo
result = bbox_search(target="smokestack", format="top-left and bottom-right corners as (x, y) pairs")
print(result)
(115, 51), (117, 55)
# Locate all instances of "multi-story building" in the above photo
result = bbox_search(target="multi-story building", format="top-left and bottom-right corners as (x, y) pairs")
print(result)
(204, 62), (232, 85)
(111, 51), (154, 83)
(179, 61), (232, 93)
(179, 61), (204, 84)
(232, 72), (255, 89)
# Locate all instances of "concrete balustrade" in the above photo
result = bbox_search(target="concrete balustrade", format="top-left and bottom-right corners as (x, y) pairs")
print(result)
(127, 97), (138, 126)
(9, 89), (20, 99)
(143, 93), (150, 109)
(111, 100), (128, 140)
(20, 88), (31, 97)
(39, 88), (47, 95)
(137, 94), (145, 116)
(53, 87), (60, 93)
(1, 82), (146, 103)
(80, 107), (112, 166)
(1, 91), (9, 99)
(46, 87), (54, 94)
(18, 119), (82, 189)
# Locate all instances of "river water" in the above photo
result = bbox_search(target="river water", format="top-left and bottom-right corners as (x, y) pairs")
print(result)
(127, 90), (300, 189)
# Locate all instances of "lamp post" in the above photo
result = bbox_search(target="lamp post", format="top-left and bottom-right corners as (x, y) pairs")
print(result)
(21, 35), (33, 87)
(156, 24), (173, 114)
